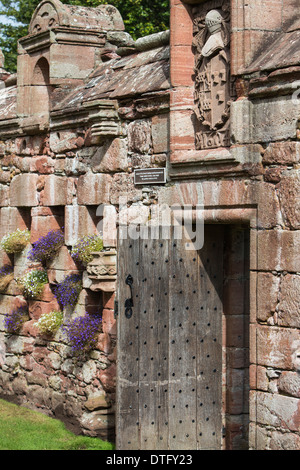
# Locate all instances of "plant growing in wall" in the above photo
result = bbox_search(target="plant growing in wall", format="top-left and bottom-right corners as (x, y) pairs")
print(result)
(0, 229), (30, 254)
(18, 269), (48, 299)
(34, 310), (64, 336)
(27, 230), (64, 265)
(54, 273), (82, 310)
(71, 235), (104, 267)
(0, 265), (14, 293)
(4, 306), (29, 334)
(62, 313), (102, 356)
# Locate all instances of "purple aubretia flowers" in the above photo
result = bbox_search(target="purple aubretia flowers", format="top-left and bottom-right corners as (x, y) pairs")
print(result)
(54, 273), (82, 309)
(27, 230), (64, 264)
(62, 313), (102, 355)
(4, 307), (28, 334)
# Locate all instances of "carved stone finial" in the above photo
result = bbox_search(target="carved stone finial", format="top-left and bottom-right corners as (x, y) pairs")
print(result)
(29, 0), (124, 35)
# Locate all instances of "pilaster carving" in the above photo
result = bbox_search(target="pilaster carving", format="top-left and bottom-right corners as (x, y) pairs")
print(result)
(192, 0), (233, 150)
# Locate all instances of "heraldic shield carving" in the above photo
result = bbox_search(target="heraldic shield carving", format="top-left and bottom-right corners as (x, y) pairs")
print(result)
(192, 0), (233, 150)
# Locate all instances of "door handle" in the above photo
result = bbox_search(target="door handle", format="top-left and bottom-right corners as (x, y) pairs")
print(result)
(125, 274), (134, 319)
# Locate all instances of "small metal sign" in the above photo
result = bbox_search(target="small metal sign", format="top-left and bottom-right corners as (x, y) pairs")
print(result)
(134, 168), (166, 185)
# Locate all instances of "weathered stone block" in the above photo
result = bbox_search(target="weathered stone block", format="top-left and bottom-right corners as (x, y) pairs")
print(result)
(119, 204), (150, 226)
(97, 333), (112, 355)
(110, 173), (139, 205)
(47, 268), (79, 285)
(170, 1), (194, 46)
(77, 172), (111, 205)
(30, 214), (63, 244)
(47, 246), (78, 271)
(278, 372), (300, 398)
(256, 325), (299, 369)
(257, 273), (280, 322)
(0, 294), (27, 315)
(28, 300), (60, 321)
(41, 175), (74, 206)
(127, 119), (152, 154)
(270, 430), (300, 451)
(85, 392), (111, 411)
(170, 109), (195, 151)
(257, 181), (282, 229)
(102, 308), (116, 336)
(0, 207), (29, 238)
(277, 274), (300, 328)
(64, 205), (99, 246)
(33, 156), (55, 174)
(277, 169), (300, 229)
(151, 114), (169, 154)
(0, 184), (9, 207)
(49, 130), (79, 154)
(5, 335), (34, 354)
(14, 136), (44, 156)
(10, 174), (39, 207)
(80, 410), (115, 438)
(256, 391), (300, 432)
(170, 45), (194, 87)
(91, 138), (128, 173)
(50, 44), (96, 80)
(98, 363), (116, 393)
(257, 230), (300, 272)
(231, 96), (299, 144)
(263, 141), (300, 165)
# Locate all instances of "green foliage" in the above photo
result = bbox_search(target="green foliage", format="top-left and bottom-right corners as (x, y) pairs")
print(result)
(18, 269), (48, 299)
(0, 398), (114, 450)
(0, 229), (31, 254)
(34, 310), (64, 335)
(0, 0), (170, 73)
(71, 235), (104, 266)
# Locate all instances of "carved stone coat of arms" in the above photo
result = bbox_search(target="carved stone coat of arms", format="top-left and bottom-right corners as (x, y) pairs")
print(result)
(192, 1), (232, 150)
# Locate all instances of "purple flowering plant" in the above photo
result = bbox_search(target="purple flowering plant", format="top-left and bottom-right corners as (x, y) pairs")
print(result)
(0, 265), (13, 277)
(71, 235), (103, 266)
(62, 313), (102, 356)
(27, 230), (64, 265)
(54, 273), (82, 309)
(4, 307), (29, 334)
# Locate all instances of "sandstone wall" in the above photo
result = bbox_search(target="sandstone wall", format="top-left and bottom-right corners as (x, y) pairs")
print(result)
(0, 0), (299, 450)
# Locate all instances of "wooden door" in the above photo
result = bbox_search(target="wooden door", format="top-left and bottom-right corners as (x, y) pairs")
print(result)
(116, 225), (224, 450)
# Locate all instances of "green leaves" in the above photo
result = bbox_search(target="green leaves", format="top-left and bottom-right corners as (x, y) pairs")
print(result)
(0, 0), (170, 72)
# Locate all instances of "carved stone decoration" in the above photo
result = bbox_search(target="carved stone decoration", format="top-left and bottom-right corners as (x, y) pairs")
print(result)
(82, 100), (121, 141)
(29, 0), (124, 36)
(29, 1), (60, 35)
(87, 250), (117, 281)
(192, 0), (233, 150)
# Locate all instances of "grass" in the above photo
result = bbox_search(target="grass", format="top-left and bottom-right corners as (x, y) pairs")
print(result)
(0, 398), (114, 450)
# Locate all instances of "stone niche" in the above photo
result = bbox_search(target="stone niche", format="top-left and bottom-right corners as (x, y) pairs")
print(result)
(16, 0), (124, 132)
(169, 0), (237, 173)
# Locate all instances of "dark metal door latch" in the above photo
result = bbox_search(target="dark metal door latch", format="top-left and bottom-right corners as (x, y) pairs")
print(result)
(125, 274), (134, 319)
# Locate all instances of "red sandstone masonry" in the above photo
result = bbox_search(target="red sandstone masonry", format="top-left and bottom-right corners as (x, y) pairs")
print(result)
(0, 0), (299, 450)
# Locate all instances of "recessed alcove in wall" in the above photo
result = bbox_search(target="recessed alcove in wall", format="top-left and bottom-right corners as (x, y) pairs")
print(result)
(30, 57), (52, 116)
